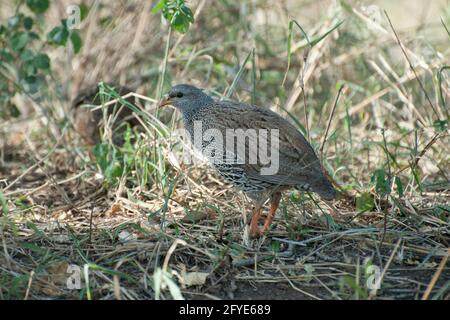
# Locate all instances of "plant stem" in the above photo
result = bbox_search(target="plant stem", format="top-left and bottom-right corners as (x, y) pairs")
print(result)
(157, 26), (172, 101)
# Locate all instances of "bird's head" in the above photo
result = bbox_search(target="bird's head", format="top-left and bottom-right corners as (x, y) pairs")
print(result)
(159, 84), (213, 115)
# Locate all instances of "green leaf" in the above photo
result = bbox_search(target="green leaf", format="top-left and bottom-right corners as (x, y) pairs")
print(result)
(271, 240), (281, 253)
(79, 3), (89, 21)
(47, 26), (68, 45)
(9, 104), (21, 118)
(8, 15), (21, 28)
(356, 192), (374, 212)
(10, 32), (29, 51)
(61, 18), (69, 29)
(395, 177), (404, 198)
(225, 50), (253, 98)
(23, 17), (34, 30)
(23, 60), (37, 75)
(19, 49), (34, 62)
(437, 66), (449, 115)
(19, 241), (46, 253)
(70, 30), (82, 54)
(310, 20), (345, 47)
(92, 143), (125, 185)
(279, 106), (307, 136)
(339, 275), (368, 299)
(0, 192), (9, 215)
(151, 0), (166, 14)
(411, 168), (423, 192)
(283, 20), (294, 85)
(22, 75), (45, 94)
(28, 31), (40, 40)
(0, 49), (14, 62)
(26, 0), (49, 14)
(170, 11), (188, 33)
(283, 19), (344, 85)
(180, 5), (194, 22)
(371, 168), (390, 196)
(34, 53), (50, 69)
(93, 143), (109, 172)
(108, 163), (123, 180)
(152, 0), (194, 33)
(433, 119), (448, 132)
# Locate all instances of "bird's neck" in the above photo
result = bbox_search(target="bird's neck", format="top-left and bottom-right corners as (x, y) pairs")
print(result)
(180, 108), (197, 122)
(180, 98), (213, 123)
(180, 104), (210, 142)
(181, 107), (202, 133)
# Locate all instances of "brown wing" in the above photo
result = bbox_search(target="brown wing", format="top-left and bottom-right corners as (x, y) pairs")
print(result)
(207, 101), (335, 199)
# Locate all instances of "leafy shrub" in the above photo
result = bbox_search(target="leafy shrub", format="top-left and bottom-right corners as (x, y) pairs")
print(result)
(0, 0), (83, 119)
(151, 0), (194, 33)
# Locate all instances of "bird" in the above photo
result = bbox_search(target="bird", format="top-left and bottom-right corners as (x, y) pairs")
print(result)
(72, 84), (140, 146)
(159, 84), (337, 238)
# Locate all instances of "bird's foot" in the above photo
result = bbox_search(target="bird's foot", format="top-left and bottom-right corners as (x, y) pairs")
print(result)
(249, 207), (262, 238)
(249, 225), (264, 238)
(249, 219), (273, 238)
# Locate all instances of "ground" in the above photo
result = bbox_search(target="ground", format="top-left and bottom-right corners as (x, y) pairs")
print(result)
(0, 0), (449, 300)
(1, 142), (448, 299)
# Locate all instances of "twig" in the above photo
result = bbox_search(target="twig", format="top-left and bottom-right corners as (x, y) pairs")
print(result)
(422, 247), (450, 300)
(157, 27), (172, 101)
(24, 271), (34, 300)
(278, 267), (321, 300)
(395, 132), (443, 175)
(162, 239), (187, 272)
(4, 170), (86, 197)
(384, 11), (439, 120)
(90, 92), (157, 111)
(232, 255), (268, 267)
(320, 84), (345, 159)
(167, 0), (207, 58)
(440, 17), (450, 37)
(369, 238), (402, 299)
(380, 128), (392, 245)
(272, 227), (379, 247)
(2, 125), (68, 192)
(301, 50), (310, 142)
(89, 206), (94, 244)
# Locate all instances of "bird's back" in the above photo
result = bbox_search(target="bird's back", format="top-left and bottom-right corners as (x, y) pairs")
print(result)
(187, 100), (336, 200)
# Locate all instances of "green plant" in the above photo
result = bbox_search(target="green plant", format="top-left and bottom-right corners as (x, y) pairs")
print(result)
(47, 19), (82, 53)
(0, 192), (8, 215)
(0, 0), (83, 119)
(151, 0), (194, 34)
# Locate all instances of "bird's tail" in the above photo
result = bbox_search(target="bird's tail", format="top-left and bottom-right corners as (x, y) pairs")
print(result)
(316, 178), (337, 200)
(314, 168), (338, 200)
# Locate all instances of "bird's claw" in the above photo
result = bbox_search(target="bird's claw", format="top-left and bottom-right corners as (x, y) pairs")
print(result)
(249, 226), (265, 238)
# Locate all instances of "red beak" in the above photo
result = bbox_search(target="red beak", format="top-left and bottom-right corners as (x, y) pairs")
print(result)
(158, 95), (172, 108)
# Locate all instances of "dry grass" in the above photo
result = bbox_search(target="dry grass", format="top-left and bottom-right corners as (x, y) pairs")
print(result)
(0, 0), (449, 300)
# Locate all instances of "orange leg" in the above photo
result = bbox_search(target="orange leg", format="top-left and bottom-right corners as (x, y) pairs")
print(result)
(250, 192), (282, 238)
(249, 206), (263, 238)
(261, 192), (282, 234)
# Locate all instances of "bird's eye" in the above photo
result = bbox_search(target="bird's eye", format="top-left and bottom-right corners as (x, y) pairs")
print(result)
(176, 92), (183, 98)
